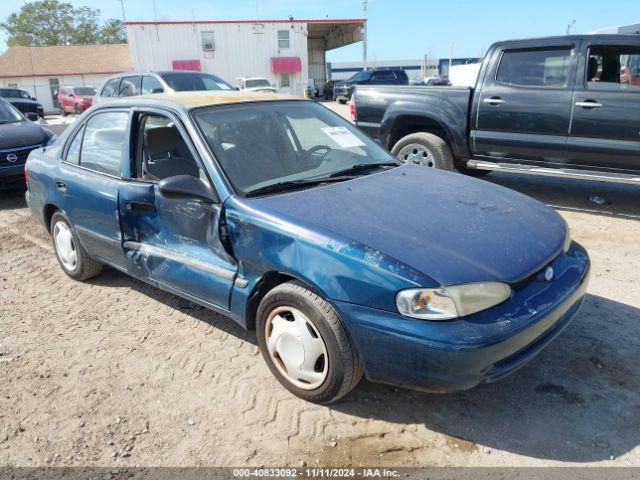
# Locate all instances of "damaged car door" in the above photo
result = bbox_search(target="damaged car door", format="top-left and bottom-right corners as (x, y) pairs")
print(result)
(118, 110), (237, 311)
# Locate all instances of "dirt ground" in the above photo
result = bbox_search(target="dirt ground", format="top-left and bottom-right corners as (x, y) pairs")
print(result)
(1, 106), (639, 468)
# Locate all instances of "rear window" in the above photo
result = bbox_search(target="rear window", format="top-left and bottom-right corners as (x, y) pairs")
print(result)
(159, 72), (232, 91)
(496, 47), (572, 87)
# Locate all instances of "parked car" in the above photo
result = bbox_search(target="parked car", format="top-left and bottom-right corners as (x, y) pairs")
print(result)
(25, 91), (589, 404)
(93, 71), (233, 105)
(0, 88), (44, 118)
(57, 86), (96, 116)
(425, 76), (451, 86)
(237, 77), (277, 93)
(334, 68), (409, 104)
(352, 35), (640, 184)
(0, 98), (55, 189)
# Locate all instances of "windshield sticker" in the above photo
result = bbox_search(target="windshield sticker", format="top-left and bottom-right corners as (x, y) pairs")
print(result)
(321, 127), (366, 148)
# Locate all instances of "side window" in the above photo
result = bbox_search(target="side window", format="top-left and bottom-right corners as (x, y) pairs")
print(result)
(118, 76), (140, 97)
(137, 114), (200, 181)
(277, 30), (290, 49)
(80, 112), (129, 176)
(587, 45), (640, 91)
(101, 78), (121, 97)
(371, 71), (395, 84)
(141, 76), (164, 95)
(496, 47), (572, 87)
(65, 126), (84, 165)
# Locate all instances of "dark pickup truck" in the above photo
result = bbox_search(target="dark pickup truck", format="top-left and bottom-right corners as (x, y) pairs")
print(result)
(352, 35), (640, 184)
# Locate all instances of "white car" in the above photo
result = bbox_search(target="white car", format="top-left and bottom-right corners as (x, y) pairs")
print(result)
(237, 77), (277, 93)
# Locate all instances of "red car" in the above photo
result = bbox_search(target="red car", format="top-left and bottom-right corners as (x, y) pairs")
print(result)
(57, 86), (96, 115)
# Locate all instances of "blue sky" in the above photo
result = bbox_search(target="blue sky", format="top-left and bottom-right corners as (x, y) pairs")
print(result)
(1, 0), (638, 61)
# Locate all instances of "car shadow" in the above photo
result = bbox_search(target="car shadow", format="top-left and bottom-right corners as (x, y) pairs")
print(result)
(481, 172), (640, 220)
(334, 293), (640, 462)
(87, 266), (258, 346)
(0, 186), (27, 211)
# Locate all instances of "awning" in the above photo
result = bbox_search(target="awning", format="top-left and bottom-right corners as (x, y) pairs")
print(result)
(271, 57), (302, 74)
(172, 60), (201, 71)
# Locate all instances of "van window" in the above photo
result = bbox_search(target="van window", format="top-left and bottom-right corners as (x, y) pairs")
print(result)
(496, 47), (572, 87)
(79, 112), (129, 176)
(101, 78), (121, 97)
(141, 76), (164, 94)
(118, 76), (140, 97)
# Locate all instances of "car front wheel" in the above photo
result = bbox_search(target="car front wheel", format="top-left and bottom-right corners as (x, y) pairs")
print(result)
(392, 132), (454, 171)
(50, 212), (102, 281)
(256, 281), (363, 404)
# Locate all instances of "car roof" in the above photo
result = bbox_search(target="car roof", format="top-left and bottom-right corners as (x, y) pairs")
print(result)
(489, 34), (640, 49)
(104, 90), (304, 110)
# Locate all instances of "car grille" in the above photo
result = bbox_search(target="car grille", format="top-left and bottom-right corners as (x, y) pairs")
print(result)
(0, 144), (41, 166)
(12, 102), (38, 114)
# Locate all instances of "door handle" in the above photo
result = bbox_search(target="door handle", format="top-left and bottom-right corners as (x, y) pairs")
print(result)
(126, 201), (155, 213)
(56, 181), (67, 192)
(575, 101), (603, 108)
(483, 97), (505, 105)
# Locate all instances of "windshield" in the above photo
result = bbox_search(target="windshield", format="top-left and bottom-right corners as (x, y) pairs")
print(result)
(245, 79), (271, 88)
(193, 100), (398, 196)
(159, 72), (232, 92)
(0, 101), (24, 123)
(73, 87), (96, 96)
(0, 88), (29, 99)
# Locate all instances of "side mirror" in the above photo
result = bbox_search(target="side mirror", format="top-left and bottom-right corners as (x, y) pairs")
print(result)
(25, 112), (39, 122)
(151, 88), (164, 94)
(158, 175), (217, 203)
(31, 96), (37, 101)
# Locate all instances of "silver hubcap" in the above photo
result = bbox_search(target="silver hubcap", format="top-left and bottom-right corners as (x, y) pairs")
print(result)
(265, 306), (328, 390)
(398, 144), (435, 167)
(53, 221), (78, 271)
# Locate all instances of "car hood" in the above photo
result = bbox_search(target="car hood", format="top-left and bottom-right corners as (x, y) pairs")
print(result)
(242, 165), (566, 286)
(0, 121), (46, 149)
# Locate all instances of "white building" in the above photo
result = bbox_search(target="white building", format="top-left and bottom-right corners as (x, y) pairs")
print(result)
(0, 44), (131, 113)
(592, 22), (640, 35)
(125, 18), (365, 96)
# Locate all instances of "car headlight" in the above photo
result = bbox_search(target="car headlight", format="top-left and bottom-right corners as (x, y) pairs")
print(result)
(396, 282), (512, 321)
(562, 220), (572, 253)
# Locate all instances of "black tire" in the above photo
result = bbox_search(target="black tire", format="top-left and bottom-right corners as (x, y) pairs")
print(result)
(391, 132), (455, 171)
(256, 281), (363, 404)
(50, 212), (102, 281)
(60, 108), (68, 117)
(74, 105), (81, 115)
(337, 99), (347, 105)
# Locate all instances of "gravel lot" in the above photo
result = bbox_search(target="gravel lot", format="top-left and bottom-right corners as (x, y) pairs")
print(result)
(1, 103), (639, 467)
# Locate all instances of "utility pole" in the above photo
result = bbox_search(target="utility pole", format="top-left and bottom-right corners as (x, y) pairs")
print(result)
(566, 19), (576, 35)
(448, 41), (453, 78)
(116, 0), (126, 23)
(152, 0), (160, 41)
(362, 0), (368, 71)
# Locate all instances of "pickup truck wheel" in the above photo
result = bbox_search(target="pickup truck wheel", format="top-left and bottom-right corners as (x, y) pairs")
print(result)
(256, 281), (363, 404)
(392, 132), (454, 171)
(50, 212), (102, 281)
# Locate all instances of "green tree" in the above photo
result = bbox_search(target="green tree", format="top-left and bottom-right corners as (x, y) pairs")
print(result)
(0, 0), (126, 47)
(99, 19), (127, 44)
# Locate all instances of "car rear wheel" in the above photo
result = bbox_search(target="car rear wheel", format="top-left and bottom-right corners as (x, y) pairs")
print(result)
(50, 212), (102, 281)
(392, 132), (454, 171)
(256, 281), (363, 404)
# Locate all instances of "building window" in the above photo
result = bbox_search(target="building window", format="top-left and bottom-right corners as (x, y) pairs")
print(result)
(280, 73), (291, 88)
(278, 30), (290, 50)
(7, 83), (18, 88)
(201, 31), (215, 56)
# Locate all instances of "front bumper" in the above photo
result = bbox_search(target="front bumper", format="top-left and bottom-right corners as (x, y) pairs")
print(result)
(0, 164), (26, 189)
(333, 242), (590, 393)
